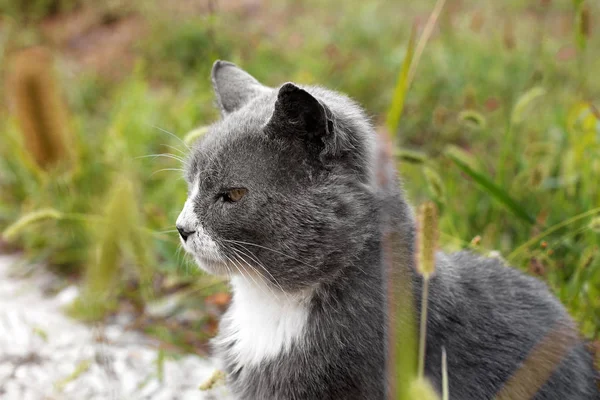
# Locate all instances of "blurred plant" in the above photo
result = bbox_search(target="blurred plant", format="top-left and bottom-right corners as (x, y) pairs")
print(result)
(386, 0), (447, 141)
(494, 321), (580, 399)
(184, 126), (209, 146)
(7, 46), (76, 172)
(0, 0), (82, 22)
(199, 369), (226, 391)
(446, 145), (536, 225)
(2, 208), (63, 241)
(54, 359), (92, 391)
(385, 227), (418, 400)
(386, 24), (416, 140)
(68, 175), (155, 321)
(573, 0), (590, 51)
(408, 377), (439, 400)
(388, 200), (441, 400)
(141, 18), (233, 83)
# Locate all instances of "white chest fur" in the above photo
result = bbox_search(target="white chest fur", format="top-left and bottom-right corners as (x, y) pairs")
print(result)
(215, 276), (310, 370)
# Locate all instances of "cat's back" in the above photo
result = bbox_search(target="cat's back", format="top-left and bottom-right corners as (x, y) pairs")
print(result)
(424, 251), (599, 399)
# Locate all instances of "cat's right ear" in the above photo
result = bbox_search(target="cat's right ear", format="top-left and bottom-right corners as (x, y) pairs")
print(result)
(211, 60), (269, 116)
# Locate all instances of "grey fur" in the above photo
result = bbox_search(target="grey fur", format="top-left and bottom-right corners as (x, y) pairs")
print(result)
(178, 61), (599, 399)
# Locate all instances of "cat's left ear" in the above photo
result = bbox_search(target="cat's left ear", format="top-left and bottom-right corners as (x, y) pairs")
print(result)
(265, 83), (333, 146)
(211, 60), (269, 115)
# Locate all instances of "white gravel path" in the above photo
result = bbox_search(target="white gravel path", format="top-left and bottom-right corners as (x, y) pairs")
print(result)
(0, 255), (220, 400)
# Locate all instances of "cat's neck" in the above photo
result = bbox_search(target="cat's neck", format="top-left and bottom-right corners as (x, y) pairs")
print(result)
(216, 275), (313, 370)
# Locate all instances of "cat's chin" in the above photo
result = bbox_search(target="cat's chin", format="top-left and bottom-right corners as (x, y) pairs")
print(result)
(193, 256), (230, 276)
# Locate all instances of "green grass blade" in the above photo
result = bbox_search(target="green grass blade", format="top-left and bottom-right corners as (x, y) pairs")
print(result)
(508, 207), (600, 261)
(385, 24), (417, 139)
(442, 347), (449, 400)
(2, 208), (63, 241)
(446, 147), (536, 225)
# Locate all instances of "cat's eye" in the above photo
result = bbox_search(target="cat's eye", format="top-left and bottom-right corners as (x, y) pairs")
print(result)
(221, 188), (247, 203)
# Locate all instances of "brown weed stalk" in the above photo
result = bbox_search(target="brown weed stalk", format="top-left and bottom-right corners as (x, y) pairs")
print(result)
(495, 321), (580, 399)
(8, 46), (75, 170)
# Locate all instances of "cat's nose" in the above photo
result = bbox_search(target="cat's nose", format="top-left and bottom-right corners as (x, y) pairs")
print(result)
(176, 225), (195, 242)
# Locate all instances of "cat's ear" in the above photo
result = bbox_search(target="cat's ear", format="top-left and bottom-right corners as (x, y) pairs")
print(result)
(211, 60), (269, 115)
(265, 83), (333, 146)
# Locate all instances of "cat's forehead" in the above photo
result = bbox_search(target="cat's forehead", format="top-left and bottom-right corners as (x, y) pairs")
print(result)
(201, 90), (276, 148)
(185, 103), (276, 184)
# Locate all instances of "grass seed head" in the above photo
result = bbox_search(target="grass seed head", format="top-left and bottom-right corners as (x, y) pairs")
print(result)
(416, 201), (439, 278)
(7, 46), (75, 171)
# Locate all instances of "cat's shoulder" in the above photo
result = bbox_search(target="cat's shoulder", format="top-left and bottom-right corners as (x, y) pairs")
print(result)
(432, 250), (569, 320)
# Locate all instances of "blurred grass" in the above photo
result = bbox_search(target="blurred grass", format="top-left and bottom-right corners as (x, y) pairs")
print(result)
(0, 0), (599, 360)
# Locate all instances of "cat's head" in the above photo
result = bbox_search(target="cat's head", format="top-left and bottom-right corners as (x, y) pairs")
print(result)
(176, 61), (379, 291)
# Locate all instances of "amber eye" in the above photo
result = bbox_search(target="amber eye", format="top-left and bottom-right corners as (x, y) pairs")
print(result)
(221, 188), (247, 203)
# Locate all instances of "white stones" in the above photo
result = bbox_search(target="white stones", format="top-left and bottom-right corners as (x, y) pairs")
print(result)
(0, 255), (215, 399)
(56, 285), (79, 306)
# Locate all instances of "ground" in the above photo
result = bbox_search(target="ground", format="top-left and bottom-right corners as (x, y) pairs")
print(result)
(0, 255), (218, 399)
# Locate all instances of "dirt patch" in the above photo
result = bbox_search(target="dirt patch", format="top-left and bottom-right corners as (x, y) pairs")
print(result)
(40, 7), (147, 79)
(35, 0), (267, 81)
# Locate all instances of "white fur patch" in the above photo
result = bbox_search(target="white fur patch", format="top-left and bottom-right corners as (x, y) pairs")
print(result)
(177, 180), (223, 267)
(216, 276), (310, 370)
(176, 180), (200, 233)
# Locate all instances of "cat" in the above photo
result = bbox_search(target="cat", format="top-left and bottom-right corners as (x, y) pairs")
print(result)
(176, 60), (599, 399)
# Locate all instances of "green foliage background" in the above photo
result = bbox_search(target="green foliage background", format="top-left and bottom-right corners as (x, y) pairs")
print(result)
(0, 0), (598, 355)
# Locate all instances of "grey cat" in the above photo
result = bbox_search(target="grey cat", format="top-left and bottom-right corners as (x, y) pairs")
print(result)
(176, 60), (599, 399)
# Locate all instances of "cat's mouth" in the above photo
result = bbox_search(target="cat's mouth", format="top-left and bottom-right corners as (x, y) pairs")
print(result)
(177, 228), (230, 276)
(184, 238), (259, 279)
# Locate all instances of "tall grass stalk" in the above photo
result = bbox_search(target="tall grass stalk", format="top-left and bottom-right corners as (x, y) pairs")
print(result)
(68, 175), (148, 320)
(386, 229), (418, 400)
(385, 0), (447, 396)
(406, 0), (447, 86)
(417, 279), (430, 379)
(385, 24), (416, 140)
(386, 0), (446, 140)
(442, 347), (449, 400)
(416, 202), (438, 378)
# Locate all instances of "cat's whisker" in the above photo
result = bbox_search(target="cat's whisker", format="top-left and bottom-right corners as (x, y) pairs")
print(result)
(225, 252), (277, 300)
(220, 239), (319, 270)
(228, 253), (275, 297)
(223, 253), (254, 289)
(161, 143), (188, 157)
(150, 168), (186, 177)
(228, 245), (290, 302)
(136, 153), (189, 166)
(157, 229), (179, 234)
(185, 256), (196, 276)
(176, 244), (197, 276)
(175, 245), (186, 274)
(137, 153), (186, 162)
(220, 252), (234, 279)
(228, 244), (290, 300)
(148, 124), (190, 151)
